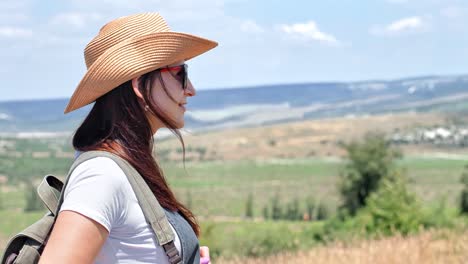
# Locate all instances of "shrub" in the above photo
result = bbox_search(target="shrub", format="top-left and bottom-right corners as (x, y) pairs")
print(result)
(338, 132), (403, 215)
(196, 147), (207, 160)
(316, 201), (330, 221)
(267, 139), (277, 147)
(270, 193), (282, 220)
(262, 205), (269, 220)
(306, 196), (315, 221)
(284, 198), (301, 220)
(358, 175), (423, 236)
(421, 196), (457, 229)
(245, 193), (254, 219)
(460, 165), (468, 215)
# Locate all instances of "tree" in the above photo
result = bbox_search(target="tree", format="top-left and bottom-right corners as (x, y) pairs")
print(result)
(460, 165), (468, 215)
(262, 205), (269, 220)
(285, 198), (300, 220)
(339, 132), (403, 215)
(316, 201), (330, 221)
(271, 193), (282, 220)
(245, 193), (254, 218)
(305, 196), (315, 221)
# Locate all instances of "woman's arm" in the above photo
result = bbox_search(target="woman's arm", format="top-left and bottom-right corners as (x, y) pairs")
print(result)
(39, 210), (109, 264)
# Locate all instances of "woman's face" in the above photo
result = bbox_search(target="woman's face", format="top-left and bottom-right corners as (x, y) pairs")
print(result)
(146, 60), (196, 132)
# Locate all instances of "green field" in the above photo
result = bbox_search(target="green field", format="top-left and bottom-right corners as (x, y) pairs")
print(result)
(1, 156), (466, 217)
(0, 136), (466, 254)
(167, 156), (466, 217)
(2, 115), (468, 260)
(1, 156), (466, 227)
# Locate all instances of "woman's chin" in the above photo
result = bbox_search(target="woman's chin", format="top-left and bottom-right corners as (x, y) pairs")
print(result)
(175, 120), (185, 129)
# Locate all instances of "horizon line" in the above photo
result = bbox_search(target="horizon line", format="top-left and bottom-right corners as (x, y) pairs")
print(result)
(1, 72), (466, 103)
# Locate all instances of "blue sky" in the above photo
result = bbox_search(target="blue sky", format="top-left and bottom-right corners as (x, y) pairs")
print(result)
(0, 0), (467, 101)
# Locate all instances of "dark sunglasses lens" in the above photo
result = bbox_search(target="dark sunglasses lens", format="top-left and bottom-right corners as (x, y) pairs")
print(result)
(183, 64), (188, 90)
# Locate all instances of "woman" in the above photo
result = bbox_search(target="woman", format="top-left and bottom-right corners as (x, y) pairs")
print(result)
(39, 13), (217, 264)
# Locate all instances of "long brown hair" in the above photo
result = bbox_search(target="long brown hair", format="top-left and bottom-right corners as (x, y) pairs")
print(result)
(72, 69), (199, 236)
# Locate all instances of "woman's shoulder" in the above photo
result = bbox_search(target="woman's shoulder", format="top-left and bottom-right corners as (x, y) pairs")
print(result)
(73, 155), (125, 175)
(67, 156), (130, 192)
(61, 156), (132, 231)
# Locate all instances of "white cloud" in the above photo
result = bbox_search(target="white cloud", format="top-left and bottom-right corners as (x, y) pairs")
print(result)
(240, 20), (264, 33)
(0, 113), (12, 120)
(370, 16), (429, 36)
(50, 12), (103, 29)
(279, 21), (338, 45)
(0, 27), (32, 39)
(388, 17), (423, 32)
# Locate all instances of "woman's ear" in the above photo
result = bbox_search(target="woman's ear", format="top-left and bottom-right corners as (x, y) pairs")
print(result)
(132, 76), (144, 100)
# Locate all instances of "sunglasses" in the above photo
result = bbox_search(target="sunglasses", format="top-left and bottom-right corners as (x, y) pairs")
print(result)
(159, 64), (188, 90)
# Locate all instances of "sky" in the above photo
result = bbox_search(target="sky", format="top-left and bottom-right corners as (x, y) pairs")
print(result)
(0, 0), (467, 101)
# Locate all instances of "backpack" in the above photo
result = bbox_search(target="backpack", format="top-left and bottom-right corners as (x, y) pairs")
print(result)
(1, 151), (182, 264)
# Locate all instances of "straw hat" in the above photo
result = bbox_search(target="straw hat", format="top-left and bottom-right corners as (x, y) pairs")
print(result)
(64, 13), (218, 113)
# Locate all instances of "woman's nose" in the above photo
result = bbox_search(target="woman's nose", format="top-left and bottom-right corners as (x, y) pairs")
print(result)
(184, 79), (196, 97)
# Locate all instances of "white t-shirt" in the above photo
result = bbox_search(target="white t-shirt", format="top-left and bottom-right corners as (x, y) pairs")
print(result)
(59, 156), (181, 264)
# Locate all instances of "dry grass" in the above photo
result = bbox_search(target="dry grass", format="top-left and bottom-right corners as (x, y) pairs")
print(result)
(159, 112), (450, 161)
(216, 229), (468, 264)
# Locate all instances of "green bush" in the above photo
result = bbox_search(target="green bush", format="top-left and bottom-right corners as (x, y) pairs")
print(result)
(316, 201), (330, 221)
(199, 221), (324, 259)
(321, 214), (368, 242)
(270, 193), (282, 220)
(460, 165), (468, 215)
(284, 198), (301, 220)
(305, 196), (315, 221)
(339, 132), (403, 215)
(358, 176), (423, 236)
(245, 193), (254, 219)
(322, 192), (464, 242)
(262, 205), (269, 220)
(421, 196), (458, 229)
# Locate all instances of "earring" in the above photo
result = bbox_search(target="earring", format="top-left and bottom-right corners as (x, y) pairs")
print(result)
(144, 105), (150, 112)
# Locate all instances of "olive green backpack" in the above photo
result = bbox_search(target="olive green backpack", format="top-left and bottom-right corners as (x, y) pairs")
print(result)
(1, 151), (182, 264)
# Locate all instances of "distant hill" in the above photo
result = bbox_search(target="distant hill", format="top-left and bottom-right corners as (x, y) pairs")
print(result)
(1, 74), (467, 134)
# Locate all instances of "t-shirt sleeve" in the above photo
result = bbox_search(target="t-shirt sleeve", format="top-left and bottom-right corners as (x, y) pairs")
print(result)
(59, 157), (128, 232)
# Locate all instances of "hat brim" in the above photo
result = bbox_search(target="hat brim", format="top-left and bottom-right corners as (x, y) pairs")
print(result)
(64, 32), (218, 113)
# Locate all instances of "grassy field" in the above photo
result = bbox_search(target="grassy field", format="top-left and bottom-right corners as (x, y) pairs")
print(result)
(1, 112), (467, 261)
(168, 155), (466, 217)
(0, 156), (466, 218)
(1, 209), (466, 261)
(216, 228), (468, 264)
(157, 112), (455, 161)
(0, 156), (466, 253)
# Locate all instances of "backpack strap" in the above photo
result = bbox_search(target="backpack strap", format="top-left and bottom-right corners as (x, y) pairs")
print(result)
(56, 150), (182, 264)
(37, 175), (63, 215)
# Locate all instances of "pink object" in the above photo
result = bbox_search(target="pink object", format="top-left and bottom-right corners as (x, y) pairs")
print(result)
(200, 246), (210, 264)
(200, 257), (211, 264)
